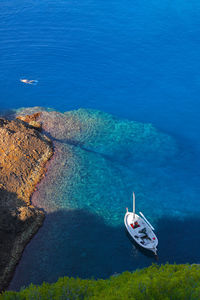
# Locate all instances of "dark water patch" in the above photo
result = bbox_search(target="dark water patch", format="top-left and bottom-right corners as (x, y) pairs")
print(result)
(156, 215), (200, 264)
(9, 210), (200, 291)
(9, 209), (154, 291)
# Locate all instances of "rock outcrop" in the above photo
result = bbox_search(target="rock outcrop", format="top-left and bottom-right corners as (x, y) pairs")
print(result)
(0, 115), (53, 291)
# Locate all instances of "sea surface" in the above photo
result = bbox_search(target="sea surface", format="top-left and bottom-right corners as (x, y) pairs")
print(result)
(0, 0), (200, 290)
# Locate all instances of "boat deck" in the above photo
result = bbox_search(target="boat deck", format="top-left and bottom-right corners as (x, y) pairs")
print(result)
(125, 212), (158, 251)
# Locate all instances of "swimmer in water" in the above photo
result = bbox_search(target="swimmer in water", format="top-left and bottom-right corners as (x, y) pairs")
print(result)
(20, 79), (38, 85)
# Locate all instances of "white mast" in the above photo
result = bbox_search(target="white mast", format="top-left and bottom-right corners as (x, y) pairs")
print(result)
(133, 192), (135, 219)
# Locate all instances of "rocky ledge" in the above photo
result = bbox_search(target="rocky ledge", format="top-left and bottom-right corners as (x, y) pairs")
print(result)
(0, 114), (53, 291)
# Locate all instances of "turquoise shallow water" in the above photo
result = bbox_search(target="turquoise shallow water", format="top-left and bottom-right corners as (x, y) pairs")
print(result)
(1, 0), (200, 291)
(8, 108), (200, 290)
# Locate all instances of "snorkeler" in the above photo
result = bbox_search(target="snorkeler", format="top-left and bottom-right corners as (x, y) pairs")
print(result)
(20, 79), (38, 85)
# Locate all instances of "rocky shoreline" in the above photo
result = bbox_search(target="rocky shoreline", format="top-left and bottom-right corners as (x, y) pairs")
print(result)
(0, 113), (53, 292)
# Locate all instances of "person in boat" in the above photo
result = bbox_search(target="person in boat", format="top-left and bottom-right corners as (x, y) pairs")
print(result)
(20, 79), (38, 85)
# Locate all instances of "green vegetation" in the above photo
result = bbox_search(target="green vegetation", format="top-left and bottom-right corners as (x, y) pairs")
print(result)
(1, 264), (200, 299)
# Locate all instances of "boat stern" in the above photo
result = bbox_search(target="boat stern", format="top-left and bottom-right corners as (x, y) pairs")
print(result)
(151, 247), (157, 255)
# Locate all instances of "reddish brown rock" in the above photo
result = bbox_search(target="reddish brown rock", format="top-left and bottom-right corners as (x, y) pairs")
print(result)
(16, 112), (42, 131)
(0, 116), (53, 291)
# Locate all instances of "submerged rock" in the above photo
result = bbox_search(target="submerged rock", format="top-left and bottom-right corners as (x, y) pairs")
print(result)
(15, 107), (179, 221)
(0, 116), (53, 291)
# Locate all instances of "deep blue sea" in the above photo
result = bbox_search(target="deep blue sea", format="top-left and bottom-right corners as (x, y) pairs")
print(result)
(1, 0), (200, 291)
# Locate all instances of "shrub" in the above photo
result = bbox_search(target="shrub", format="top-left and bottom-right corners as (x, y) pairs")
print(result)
(1, 264), (200, 299)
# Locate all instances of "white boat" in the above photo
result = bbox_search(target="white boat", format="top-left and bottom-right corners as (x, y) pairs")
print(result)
(124, 192), (158, 255)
